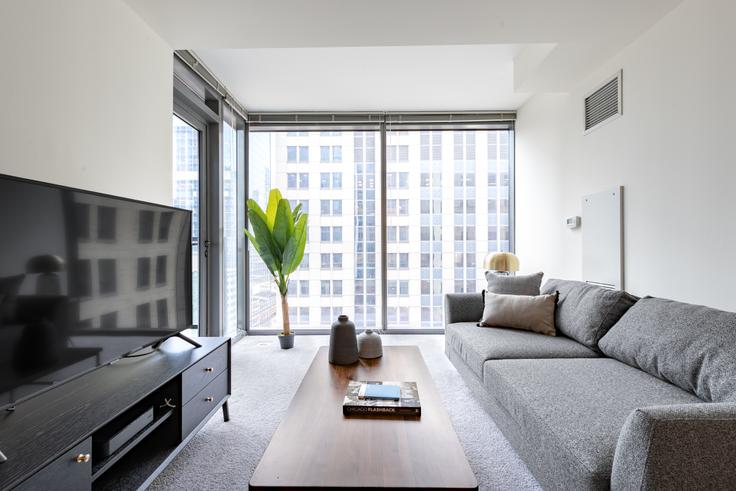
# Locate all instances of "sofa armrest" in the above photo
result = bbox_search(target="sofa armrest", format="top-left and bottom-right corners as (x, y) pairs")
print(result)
(444, 293), (483, 325)
(611, 403), (736, 490)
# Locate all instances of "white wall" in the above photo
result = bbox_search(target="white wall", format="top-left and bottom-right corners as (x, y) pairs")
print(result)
(0, 0), (173, 204)
(516, 0), (736, 310)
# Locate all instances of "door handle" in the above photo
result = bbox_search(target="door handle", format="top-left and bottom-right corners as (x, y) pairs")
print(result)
(203, 240), (213, 258)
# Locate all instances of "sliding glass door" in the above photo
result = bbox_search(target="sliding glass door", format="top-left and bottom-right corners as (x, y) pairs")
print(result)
(172, 105), (246, 338)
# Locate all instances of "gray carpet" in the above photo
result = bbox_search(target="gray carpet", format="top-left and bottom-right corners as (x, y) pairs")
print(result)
(149, 335), (540, 491)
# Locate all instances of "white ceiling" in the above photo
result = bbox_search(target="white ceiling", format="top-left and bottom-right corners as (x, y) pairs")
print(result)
(123, 0), (683, 111)
(195, 45), (528, 112)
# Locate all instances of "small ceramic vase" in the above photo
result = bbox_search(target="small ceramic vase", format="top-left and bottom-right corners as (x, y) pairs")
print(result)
(357, 329), (383, 359)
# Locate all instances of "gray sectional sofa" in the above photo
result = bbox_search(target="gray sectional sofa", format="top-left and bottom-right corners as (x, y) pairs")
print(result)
(445, 279), (736, 490)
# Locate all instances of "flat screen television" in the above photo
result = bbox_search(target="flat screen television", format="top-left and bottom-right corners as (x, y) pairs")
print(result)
(0, 174), (192, 409)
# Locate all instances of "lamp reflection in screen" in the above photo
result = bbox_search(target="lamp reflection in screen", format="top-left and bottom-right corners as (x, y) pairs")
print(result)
(26, 255), (65, 295)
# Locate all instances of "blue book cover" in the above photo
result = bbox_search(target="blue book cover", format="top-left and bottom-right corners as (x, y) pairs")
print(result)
(361, 383), (401, 400)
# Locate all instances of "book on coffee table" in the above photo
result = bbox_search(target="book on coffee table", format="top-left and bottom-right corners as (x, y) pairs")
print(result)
(343, 381), (421, 416)
(358, 382), (401, 400)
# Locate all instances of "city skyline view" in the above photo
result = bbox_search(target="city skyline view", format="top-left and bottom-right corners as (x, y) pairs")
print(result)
(248, 128), (512, 331)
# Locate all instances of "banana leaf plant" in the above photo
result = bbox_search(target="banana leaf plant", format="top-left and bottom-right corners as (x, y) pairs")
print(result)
(244, 189), (308, 338)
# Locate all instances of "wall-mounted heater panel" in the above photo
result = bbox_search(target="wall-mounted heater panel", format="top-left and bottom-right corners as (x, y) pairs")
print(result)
(582, 187), (624, 290)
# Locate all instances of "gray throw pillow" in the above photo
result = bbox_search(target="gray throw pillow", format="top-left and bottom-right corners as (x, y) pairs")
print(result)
(541, 278), (637, 351)
(485, 271), (543, 296)
(480, 291), (557, 336)
(599, 297), (736, 402)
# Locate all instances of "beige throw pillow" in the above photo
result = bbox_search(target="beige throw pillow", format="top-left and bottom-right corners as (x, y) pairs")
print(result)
(480, 291), (558, 336)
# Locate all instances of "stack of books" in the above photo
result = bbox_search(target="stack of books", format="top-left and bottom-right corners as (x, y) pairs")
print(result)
(342, 381), (421, 416)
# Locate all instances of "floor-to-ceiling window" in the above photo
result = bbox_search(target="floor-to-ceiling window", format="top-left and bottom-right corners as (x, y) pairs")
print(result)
(384, 129), (513, 330)
(247, 130), (381, 331)
(246, 117), (513, 333)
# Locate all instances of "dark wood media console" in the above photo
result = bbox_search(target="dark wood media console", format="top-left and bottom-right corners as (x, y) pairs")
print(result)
(0, 335), (231, 490)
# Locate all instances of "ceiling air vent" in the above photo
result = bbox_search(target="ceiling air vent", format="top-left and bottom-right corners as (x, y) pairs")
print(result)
(584, 70), (622, 133)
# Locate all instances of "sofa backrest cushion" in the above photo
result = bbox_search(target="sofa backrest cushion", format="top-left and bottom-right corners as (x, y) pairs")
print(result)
(485, 271), (543, 296)
(599, 297), (736, 402)
(541, 279), (637, 351)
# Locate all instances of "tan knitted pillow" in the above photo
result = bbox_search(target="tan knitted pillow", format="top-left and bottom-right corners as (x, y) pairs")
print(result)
(480, 291), (558, 336)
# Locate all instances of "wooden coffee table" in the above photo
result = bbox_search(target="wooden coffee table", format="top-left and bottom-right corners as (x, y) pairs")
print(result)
(249, 346), (478, 490)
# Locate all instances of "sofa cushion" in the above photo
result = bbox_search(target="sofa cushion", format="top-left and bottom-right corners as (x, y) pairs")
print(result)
(445, 322), (598, 380)
(480, 291), (557, 336)
(541, 278), (637, 351)
(599, 297), (736, 402)
(485, 271), (543, 296)
(483, 358), (703, 485)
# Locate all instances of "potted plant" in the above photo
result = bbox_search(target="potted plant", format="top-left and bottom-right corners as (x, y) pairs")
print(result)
(244, 189), (308, 349)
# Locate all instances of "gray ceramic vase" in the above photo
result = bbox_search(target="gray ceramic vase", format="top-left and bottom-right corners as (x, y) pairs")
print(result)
(357, 329), (383, 359)
(328, 315), (358, 365)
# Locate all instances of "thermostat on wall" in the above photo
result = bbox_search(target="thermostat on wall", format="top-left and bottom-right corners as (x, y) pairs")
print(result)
(566, 216), (581, 229)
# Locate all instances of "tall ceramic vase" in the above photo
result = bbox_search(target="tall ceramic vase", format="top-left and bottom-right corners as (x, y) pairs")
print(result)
(328, 315), (358, 364)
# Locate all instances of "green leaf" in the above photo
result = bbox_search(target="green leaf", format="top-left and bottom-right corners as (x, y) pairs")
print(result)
(281, 236), (298, 276)
(283, 214), (308, 275)
(247, 209), (281, 274)
(246, 199), (268, 225)
(272, 199), (294, 253)
(292, 203), (302, 223)
(265, 189), (283, 231)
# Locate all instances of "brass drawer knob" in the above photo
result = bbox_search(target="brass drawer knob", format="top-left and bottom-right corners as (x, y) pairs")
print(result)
(204, 396), (214, 402)
(204, 367), (214, 372)
(75, 453), (91, 463)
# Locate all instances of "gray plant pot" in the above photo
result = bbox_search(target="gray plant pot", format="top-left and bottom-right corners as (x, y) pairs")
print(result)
(278, 333), (295, 350)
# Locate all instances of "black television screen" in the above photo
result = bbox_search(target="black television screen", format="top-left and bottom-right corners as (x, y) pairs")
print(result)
(0, 174), (192, 409)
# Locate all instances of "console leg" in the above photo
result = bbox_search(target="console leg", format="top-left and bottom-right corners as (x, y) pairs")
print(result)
(222, 401), (230, 422)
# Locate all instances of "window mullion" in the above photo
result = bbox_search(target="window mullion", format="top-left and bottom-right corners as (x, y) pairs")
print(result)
(379, 122), (388, 332)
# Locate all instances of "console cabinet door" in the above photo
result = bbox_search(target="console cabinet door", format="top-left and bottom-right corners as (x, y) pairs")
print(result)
(14, 438), (91, 491)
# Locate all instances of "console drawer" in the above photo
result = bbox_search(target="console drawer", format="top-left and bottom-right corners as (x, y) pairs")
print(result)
(181, 342), (228, 405)
(181, 370), (228, 437)
(14, 438), (92, 491)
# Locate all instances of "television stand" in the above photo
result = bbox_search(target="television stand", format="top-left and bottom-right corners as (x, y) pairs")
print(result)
(0, 336), (230, 490)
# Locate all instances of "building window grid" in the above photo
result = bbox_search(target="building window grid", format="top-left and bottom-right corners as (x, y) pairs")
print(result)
(320, 145), (343, 163)
(488, 131), (511, 253)
(353, 132), (377, 328)
(287, 145), (309, 163)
